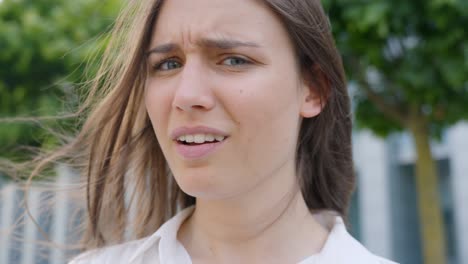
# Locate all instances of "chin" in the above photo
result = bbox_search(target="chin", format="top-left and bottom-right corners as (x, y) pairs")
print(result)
(174, 169), (225, 199)
(179, 182), (242, 201)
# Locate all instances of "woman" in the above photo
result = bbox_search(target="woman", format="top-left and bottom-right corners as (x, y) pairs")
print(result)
(64, 0), (398, 263)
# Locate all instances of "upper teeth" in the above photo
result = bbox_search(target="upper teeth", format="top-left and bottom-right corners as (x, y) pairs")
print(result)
(177, 134), (226, 143)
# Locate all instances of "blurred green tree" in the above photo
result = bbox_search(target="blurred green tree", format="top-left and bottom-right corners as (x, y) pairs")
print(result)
(323, 0), (467, 263)
(0, 0), (119, 159)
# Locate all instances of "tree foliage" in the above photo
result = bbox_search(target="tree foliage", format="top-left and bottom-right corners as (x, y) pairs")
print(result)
(323, 0), (468, 137)
(0, 0), (120, 157)
(323, 1), (467, 263)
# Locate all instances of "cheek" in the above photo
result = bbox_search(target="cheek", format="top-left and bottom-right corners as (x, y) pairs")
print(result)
(220, 73), (301, 172)
(144, 83), (172, 140)
(240, 96), (299, 156)
(229, 74), (301, 134)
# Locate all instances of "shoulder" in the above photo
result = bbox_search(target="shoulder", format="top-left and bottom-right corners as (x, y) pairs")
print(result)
(329, 229), (399, 264)
(68, 237), (159, 264)
(68, 206), (195, 264)
(375, 255), (399, 264)
(312, 214), (399, 264)
(332, 235), (398, 264)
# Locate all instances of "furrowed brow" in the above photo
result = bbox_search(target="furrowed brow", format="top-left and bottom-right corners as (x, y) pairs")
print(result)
(146, 37), (261, 56)
(146, 43), (178, 56)
(197, 37), (261, 50)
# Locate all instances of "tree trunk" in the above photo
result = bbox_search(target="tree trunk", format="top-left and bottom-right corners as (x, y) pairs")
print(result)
(409, 120), (447, 264)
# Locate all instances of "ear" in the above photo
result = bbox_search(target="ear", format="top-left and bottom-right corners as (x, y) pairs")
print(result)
(300, 66), (328, 118)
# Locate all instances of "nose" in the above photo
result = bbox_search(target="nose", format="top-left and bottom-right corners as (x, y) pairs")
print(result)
(172, 59), (215, 112)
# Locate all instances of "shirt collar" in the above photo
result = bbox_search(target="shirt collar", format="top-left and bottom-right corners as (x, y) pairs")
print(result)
(129, 207), (380, 264)
(129, 206), (195, 263)
(313, 216), (379, 263)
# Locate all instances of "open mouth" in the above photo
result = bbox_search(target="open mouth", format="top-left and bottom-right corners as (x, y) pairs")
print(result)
(179, 142), (213, 146)
(174, 134), (228, 159)
(176, 134), (227, 145)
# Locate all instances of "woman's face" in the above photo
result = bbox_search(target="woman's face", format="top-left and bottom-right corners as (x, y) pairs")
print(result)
(145, 0), (320, 199)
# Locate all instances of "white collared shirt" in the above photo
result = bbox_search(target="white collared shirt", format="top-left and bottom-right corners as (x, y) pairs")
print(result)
(69, 206), (398, 264)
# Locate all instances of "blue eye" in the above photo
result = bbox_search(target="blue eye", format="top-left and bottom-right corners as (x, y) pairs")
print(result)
(155, 59), (182, 71)
(222, 57), (250, 66)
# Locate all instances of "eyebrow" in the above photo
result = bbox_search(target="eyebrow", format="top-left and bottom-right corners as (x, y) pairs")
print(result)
(146, 37), (261, 56)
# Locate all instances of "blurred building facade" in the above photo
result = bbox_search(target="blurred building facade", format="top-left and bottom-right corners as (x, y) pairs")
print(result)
(351, 122), (468, 264)
(0, 166), (80, 264)
(0, 122), (467, 264)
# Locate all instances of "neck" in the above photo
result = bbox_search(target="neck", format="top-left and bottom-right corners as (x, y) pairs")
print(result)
(178, 164), (329, 263)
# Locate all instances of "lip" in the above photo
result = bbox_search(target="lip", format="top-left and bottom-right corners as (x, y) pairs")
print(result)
(170, 126), (229, 140)
(175, 140), (226, 159)
(171, 126), (229, 160)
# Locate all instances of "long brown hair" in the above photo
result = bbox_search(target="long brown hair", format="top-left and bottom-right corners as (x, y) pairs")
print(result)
(16, 0), (354, 250)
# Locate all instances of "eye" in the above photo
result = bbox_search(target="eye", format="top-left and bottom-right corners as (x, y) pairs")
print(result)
(153, 58), (182, 71)
(221, 56), (252, 67)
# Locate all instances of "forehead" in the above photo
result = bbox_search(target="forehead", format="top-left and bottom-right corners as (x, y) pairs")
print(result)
(150, 0), (290, 49)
